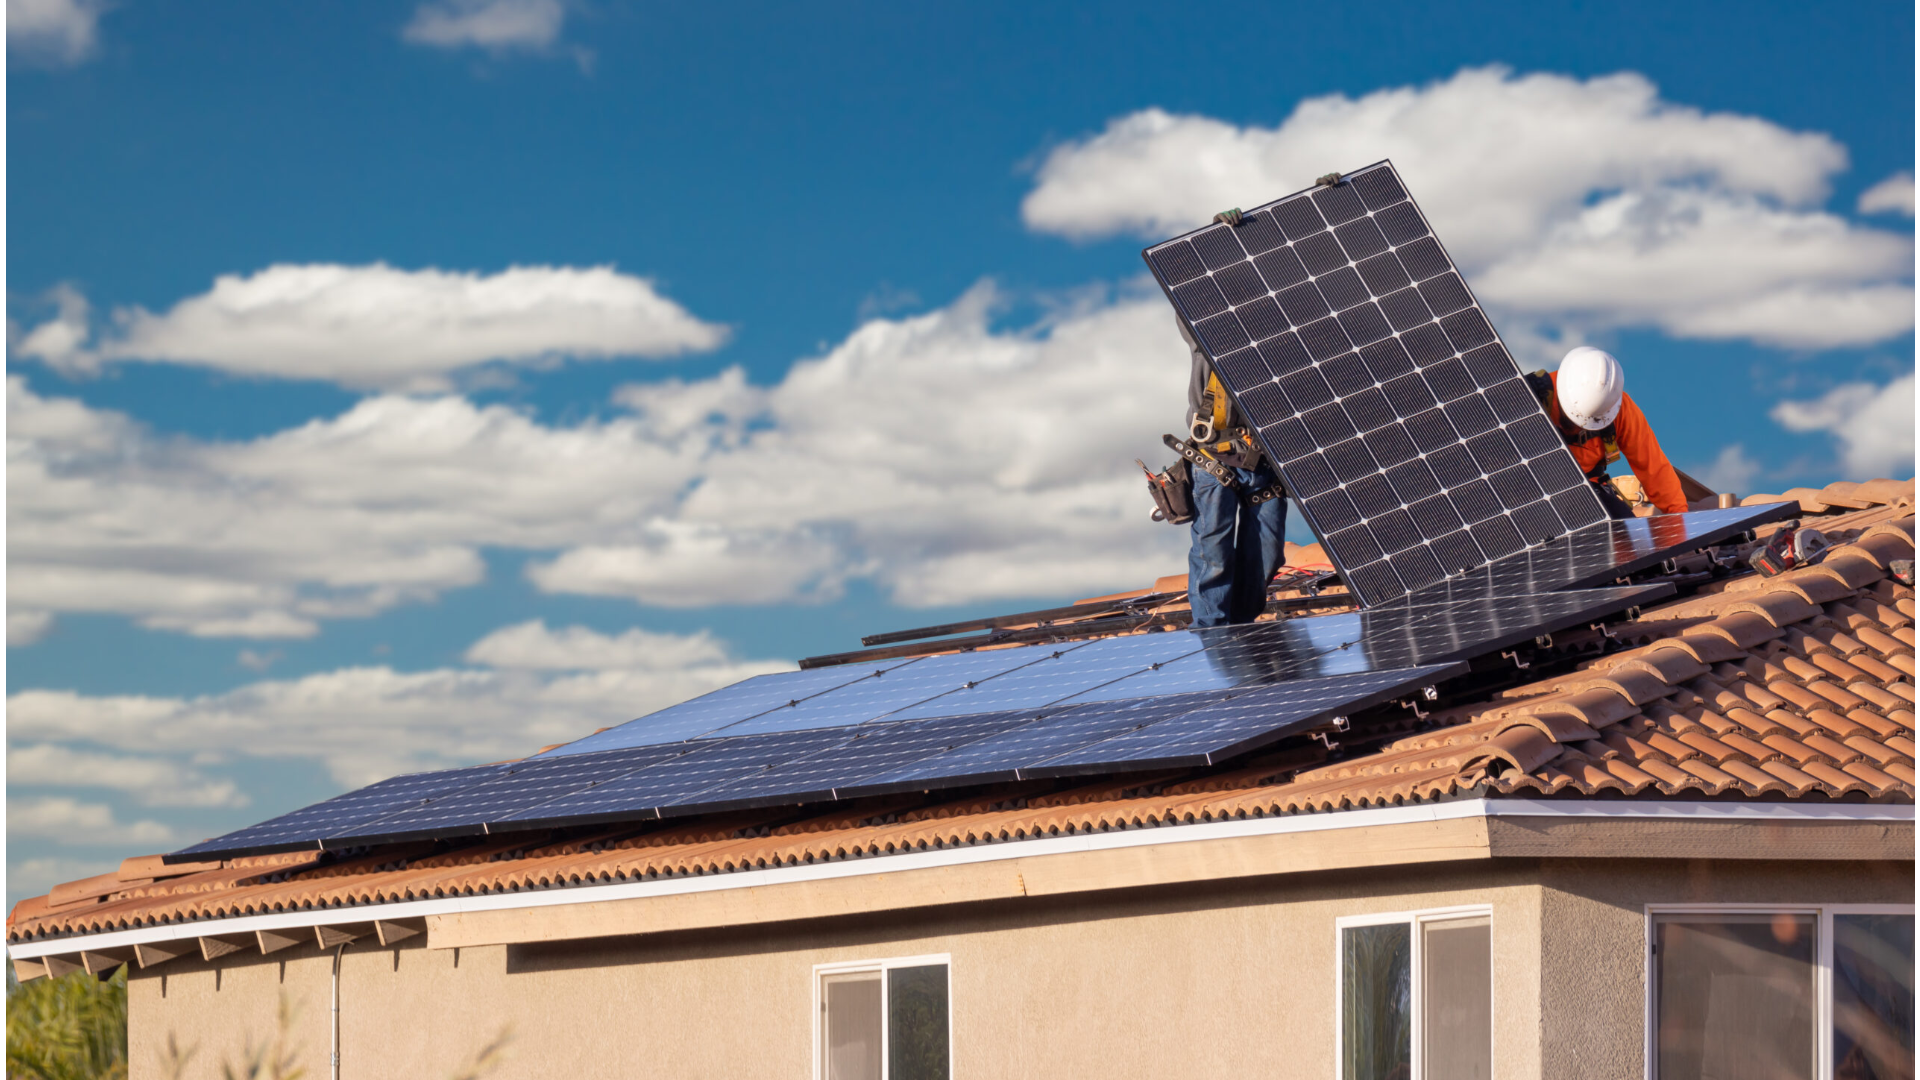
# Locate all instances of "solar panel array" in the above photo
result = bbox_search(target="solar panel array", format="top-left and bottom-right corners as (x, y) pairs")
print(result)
(175, 549), (1727, 861)
(177, 658), (1463, 856)
(1144, 160), (1609, 608)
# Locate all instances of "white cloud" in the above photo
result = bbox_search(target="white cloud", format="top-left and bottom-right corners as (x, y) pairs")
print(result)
(1858, 172), (1915, 216)
(9, 282), (1191, 636)
(7, 744), (249, 808)
(19, 264), (727, 391)
(8, 797), (178, 847)
(1693, 444), (1763, 497)
(1771, 373), (1917, 478)
(7, 625), (787, 787)
(1021, 67), (1912, 354)
(9, 609), (54, 646)
(403, 0), (563, 53)
(465, 619), (732, 671)
(7, 0), (102, 65)
(9, 857), (117, 901)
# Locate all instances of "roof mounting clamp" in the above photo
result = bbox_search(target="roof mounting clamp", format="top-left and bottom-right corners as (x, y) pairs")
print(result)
(1420, 686), (1439, 701)
(1331, 716), (1351, 732)
(1534, 634), (1553, 648)
(1502, 649), (1530, 670)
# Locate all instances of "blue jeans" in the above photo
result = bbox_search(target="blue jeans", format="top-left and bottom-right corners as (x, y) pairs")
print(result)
(1188, 461), (1288, 627)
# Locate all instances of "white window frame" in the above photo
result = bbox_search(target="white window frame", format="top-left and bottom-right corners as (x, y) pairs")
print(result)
(1334, 904), (1495, 1080)
(812, 953), (954, 1080)
(1642, 902), (1916, 1080)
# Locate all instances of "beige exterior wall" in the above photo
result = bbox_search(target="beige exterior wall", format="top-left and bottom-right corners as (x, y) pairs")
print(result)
(126, 858), (1910, 1080)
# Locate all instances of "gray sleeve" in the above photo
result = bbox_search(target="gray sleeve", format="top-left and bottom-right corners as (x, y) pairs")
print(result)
(1178, 316), (1210, 430)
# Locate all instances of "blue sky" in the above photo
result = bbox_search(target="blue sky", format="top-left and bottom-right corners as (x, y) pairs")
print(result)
(5, 0), (1913, 904)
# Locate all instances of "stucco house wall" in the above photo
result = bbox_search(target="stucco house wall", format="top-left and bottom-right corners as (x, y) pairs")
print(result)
(125, 856), (1910, 1080)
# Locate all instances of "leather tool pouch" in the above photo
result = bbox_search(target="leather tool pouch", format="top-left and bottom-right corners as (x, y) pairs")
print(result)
(1146, 457), (1196, 525)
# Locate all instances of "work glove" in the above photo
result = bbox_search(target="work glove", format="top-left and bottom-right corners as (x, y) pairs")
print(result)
(1211, 208), (1243, 226)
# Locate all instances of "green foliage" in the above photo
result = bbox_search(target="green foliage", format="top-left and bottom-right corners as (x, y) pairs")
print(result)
(6, 967), (130, 1080)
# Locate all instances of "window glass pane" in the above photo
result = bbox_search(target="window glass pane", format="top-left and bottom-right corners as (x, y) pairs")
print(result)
(888, 964), (950, 1080)
(1655, 914), (1816, 1080)
(824, 972), (883, 1080)
(1833, 913), (1915, 1080)
(1343, 922), (1411, 1080)
(1423, 915), (1492, 1080)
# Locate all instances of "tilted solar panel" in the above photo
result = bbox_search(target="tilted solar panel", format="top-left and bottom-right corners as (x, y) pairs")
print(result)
(1143, 160), (1610, 607)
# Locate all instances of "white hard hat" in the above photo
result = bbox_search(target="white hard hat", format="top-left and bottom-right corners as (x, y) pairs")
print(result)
(1557, 346), (1625, 431)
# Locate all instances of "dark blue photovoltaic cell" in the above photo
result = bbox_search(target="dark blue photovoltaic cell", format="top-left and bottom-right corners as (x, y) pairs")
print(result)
(1030, 664), (1461, 774)
(171, 763), (507, 857)
(336, 744), (690, 842)
(1142, 160), (1611, 607)
(545, 659), (924, 754)
(685, 711), (1042, 808)
(701, 646), (1084, 738)
(499, 726), (856, 825)
(850, 694), (1231, 792)
(880, 632), (1208, 721)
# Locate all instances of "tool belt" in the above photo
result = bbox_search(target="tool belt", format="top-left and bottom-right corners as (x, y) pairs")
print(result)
(1139, 457), (1197, 525)
(1157, 433), (1285, 509)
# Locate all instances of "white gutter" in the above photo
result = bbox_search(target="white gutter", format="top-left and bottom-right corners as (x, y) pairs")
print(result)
(10, 797), (1911, 961)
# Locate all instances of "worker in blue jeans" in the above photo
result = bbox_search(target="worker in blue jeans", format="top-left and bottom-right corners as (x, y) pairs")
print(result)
(1178, 314), (1289, 627)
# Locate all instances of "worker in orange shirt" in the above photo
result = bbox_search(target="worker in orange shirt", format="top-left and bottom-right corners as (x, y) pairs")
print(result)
(1524, 346), (1687, 519)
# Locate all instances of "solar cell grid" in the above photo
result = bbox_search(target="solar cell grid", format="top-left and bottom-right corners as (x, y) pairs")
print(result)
(1145, 161), (1609, 607)
(172, 764), (508, 857)
(1029, 664), (1463, 774)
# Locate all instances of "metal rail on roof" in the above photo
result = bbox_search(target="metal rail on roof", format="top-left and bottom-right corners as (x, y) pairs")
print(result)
(803, 574), (1348, 669)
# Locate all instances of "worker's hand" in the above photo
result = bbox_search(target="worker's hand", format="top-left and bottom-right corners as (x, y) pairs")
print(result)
(1211, 208), (1243, 226)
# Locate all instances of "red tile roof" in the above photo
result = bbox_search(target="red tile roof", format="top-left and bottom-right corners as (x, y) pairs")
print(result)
(9, 480), (1914, 946)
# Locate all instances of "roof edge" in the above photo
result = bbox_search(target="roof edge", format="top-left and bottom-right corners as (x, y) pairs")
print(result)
(12, 797), (1910, 964)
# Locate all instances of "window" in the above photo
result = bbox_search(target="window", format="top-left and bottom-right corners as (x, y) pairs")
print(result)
(1338, 907), (1493, 1080)
(816, 956), (950, 1080)
(1650, 906), (1914, 1080)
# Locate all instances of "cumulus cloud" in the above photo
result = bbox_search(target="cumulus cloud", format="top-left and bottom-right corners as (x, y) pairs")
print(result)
(9, 609), (54, 646)
(1771, 373), (1917, 479)
(9, 797), (177, 847)
(18, 264), (727, 391)
(7, 744), (249, 808)
(9, 283), (1190, 637)
(466, 619), (732, 671)
(7, 624), (786, 787)
(1693, 444), (1763, 497)
(1858, 172), (1915, 216)
(1022, 67), (1912, 354)
(8, 0), (103, 65)
(403, 0), (578, 63)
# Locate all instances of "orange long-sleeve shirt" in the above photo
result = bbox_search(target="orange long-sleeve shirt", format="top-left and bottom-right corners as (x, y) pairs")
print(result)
(1547, 370), (1687, 514)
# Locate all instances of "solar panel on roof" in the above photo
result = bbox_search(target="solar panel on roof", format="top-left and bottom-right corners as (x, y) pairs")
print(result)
(170, 763), (507, 858)
(1144, 161), (1610, 607)
(699, 645), (1081, 738)
(335, 743), (690, 845)
(545, 657), (925, 755)
(877, 632), (1207, 721)
(1028, 663), (1461, 775)
(847, 693), (1235, 794)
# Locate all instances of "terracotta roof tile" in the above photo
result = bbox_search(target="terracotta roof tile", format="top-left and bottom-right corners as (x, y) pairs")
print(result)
(11, 483), (1915, 947)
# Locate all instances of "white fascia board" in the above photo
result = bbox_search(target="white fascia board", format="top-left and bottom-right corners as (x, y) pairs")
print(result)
(10, 797), (1911, 961)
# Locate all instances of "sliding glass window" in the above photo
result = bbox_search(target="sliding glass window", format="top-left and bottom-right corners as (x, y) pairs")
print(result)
(1339, 907), (1493, 1080)
(817, 956), (951, 1080)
